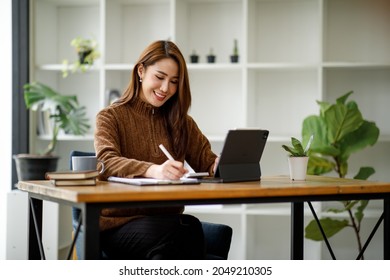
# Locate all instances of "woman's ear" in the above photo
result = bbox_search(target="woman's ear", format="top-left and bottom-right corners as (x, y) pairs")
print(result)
(137, 64), (144, 80)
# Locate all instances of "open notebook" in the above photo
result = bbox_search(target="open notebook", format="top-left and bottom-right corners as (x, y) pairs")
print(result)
(107, 176), (200, 186)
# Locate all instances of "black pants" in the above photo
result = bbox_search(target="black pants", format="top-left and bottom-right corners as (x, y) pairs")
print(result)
(100, 214), (206, 260)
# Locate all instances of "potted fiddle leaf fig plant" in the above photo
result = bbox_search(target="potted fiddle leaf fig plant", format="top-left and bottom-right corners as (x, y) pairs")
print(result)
(282, 136), (312, 180)
(62, 36), (100, 78)
(302, 90), (380, 259)
(13, 82), (90, 180)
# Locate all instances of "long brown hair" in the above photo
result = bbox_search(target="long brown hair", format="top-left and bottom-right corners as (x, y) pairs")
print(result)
(118, 40), (191, 158)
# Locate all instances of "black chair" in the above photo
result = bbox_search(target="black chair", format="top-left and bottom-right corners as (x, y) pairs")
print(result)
(70, 150), (233, 260)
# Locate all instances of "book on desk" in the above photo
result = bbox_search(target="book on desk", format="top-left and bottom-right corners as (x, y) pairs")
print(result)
(49, 178), (97, 186)
(45, 170), (99, 186)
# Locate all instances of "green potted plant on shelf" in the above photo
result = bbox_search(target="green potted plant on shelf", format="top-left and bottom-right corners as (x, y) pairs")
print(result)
(230, 39), (239, 63)
(302, 91), (380, 259)
(62, 36), (100, 78)
(13, 82), (90, 180)
(282, 136), (312, 180)
(190, 50), (199, 63)
(207, 48), (216, 63)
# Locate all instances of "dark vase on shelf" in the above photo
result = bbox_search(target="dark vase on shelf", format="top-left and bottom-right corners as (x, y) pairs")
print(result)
(207, 55), (216, 63)
(230, 55), (239, 63)
(78, 50), (92, 64)
(107, 89), (121, 105)
(190, 54), (199, 63)
(230, 39), (239, 63)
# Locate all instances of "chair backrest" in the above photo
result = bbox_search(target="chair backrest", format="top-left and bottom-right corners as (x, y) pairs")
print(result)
(69, 150), (96, 170)
(201, 221), (233, 260)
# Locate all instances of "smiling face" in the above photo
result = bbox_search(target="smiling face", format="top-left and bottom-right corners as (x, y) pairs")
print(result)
(137, 58), (179, 107)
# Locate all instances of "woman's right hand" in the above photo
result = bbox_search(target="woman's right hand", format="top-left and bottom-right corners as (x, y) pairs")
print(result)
(144, 160), (188, 180)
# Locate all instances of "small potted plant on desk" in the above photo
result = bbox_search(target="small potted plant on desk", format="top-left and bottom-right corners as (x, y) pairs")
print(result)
(207, 48), (216, 63)
(13, 82), (90, 180)
(282, 135), (313, 181)
(62, 36), (100, 78)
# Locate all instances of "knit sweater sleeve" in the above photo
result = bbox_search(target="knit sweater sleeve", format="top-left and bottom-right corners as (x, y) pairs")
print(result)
(94, 105), (153, 181)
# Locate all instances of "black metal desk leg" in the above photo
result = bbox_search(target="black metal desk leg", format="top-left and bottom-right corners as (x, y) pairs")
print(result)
(384, 198), (390, 260)
(28, 197), (44, 260)
(83, 204), (101, 260)
(291, 202), (304, 260)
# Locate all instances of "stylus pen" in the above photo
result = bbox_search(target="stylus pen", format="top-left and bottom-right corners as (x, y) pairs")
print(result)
(159, 144), (175, 161)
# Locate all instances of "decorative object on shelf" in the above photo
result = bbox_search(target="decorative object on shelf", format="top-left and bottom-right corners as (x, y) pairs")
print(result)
(207, 48), (216, 63)
(302, 91), (380, 259)
(230, 39), (239, 63)
(13, 82), (91, 181)
(62, 36), (100, 78)
(282, 136), (311, 180)
(107, 88), (121, 105)
(190, 50), (199, 63)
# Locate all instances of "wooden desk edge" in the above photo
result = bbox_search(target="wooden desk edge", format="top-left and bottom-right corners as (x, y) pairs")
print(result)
(17, 175), (390, 204)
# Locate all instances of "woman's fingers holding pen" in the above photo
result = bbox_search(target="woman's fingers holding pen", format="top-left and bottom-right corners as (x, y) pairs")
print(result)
(144, 160), (187, 179)
(162, 160), (188, 179)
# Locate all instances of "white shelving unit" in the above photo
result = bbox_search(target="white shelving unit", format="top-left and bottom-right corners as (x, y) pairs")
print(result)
(29, 0), (390, 259)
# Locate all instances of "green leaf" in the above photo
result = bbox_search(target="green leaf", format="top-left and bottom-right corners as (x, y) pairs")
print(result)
(344, 200), (359, 211)
(305, 218), (349, 241)
(338, 160), (348, 178)
(355, 200), (369, 223)
(291, 137), (305, 155)
(339, 121), (380, 160)
(317, 100), (332, 117)
(282, 137), (306, 156)
(354, 167), (375, 180)
(336, 90), (354, 105)
(302, 115), (328, 150)
(24, 82), (78, 113)
(313, 145), (340, 157)
(307, 155), (334, 175)
(54, 106), (90, 135)
(323, 103), (363, 143)
(23, 81), (90, 155)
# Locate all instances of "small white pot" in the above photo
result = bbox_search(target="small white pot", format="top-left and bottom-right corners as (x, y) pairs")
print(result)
(288, 156), (309, 181)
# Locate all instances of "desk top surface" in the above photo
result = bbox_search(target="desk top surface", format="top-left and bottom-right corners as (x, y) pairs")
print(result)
(17, 175), (390, 204)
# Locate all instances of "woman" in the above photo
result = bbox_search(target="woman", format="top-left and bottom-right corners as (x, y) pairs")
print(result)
(94, 40), (218, 259)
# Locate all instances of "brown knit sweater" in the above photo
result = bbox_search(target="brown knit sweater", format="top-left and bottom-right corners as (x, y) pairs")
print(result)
(94, 96), (217, 231)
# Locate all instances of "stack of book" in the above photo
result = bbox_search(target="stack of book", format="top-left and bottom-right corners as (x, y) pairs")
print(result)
(45, 170), (99, 186)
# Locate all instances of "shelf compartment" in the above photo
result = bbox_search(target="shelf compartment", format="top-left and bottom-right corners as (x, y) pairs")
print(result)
(247, 0), (321, 64)
(189, 70), (244, 136)
(175, 0), (243, 64)
(246, 68), (320, 137)
(34, 0), (101, 65)
(323, 68), (390, 136)
(105, 0), (171, 64)
(324, 0), (390, 64)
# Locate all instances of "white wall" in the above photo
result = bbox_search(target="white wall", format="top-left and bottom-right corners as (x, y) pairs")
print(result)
(0, 0), (13, 260)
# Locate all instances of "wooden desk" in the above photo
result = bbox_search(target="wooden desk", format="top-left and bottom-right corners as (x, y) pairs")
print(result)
(17, 175), (390, 260)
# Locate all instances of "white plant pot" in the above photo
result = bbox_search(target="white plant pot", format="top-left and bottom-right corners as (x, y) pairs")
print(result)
(288, 156), (309, 181)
